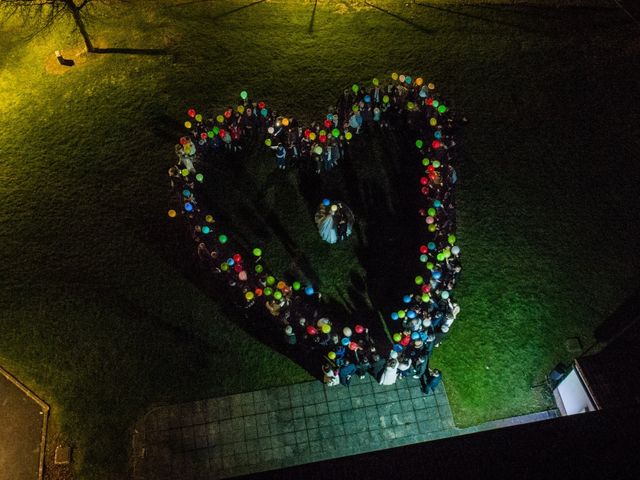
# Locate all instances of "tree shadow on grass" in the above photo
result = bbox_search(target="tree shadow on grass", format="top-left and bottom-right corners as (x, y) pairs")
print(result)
(414, 2), (563, 36)
(472, 3), (577, 22)
(364, 1), (436, 35)
(167, 0), (267, 20)
(308, 0), (318, 34)
(92, 48), (169, 55)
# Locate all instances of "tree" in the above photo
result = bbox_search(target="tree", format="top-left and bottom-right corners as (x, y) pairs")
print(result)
(0, 0), (98, 52)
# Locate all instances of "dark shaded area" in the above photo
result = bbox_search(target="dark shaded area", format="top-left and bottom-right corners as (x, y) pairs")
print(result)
(273, 126), (424, 349)
(416, 1), (556, 35)
(342, 131), (423, 325)
(472, 3), (577, 21)
(594, 285), (640, 343)
(613, 0), (640, 24)
(414, 2), (631, 36)
(0, 371), (43, 480)
(239, 406), (640, 479)
(577, 302), (640, 409)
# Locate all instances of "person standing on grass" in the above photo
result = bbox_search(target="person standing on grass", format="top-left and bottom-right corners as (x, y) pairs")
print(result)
(266, 298), (282, 317)
(323, 143), (333, 172)
(229, 122), (241, 152)
(274, 143), (287, 170)
(348, 110), (362, 134)
(422, 369), (442, 394)
(312, 143), (322, 174)
(287, 126), (300, 167)
(406, 338), (425, 362)
(328, 137), (340, 168)
(336, 211), (348, 242)
(242, 107), (256, 139)
(175, 143), (196, 174)
(284, 325), (297, 346)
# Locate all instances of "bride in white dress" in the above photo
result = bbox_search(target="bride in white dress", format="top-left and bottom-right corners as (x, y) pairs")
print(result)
(316, 204), (338, 244)
(379, 358), (399, 386)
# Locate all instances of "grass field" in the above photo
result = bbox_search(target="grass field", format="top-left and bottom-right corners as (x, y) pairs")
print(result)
(1, 1), (639, 478)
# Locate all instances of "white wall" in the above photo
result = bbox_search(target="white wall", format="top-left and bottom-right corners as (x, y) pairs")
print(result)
(554, 368), (596, 415)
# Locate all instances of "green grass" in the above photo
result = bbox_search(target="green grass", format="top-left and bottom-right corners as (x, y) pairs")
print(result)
(1, 0), (639, 478)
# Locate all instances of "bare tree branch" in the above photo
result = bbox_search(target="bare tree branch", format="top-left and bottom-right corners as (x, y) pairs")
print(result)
(1, 0), (162, 55)
(0, 0), (96, 50)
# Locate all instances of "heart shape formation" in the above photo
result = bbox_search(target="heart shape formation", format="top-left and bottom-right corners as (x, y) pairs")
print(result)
(167, 72), (462, 386)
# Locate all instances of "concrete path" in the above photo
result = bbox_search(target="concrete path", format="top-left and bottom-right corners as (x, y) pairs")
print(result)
(131, 376), (556, 479)
(0, 366), (48, 480)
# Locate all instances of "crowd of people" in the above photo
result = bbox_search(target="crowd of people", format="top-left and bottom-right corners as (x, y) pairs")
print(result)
(167, 72), (464, 395)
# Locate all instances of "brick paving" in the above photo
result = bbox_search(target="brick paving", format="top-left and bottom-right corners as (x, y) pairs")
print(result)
(131, 376), (556, 479)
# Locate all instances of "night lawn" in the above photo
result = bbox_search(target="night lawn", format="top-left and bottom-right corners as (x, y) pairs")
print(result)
(0, 1), (638, 478)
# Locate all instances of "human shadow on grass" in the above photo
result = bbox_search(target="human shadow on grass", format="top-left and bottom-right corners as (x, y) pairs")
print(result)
(344, 130), (422, 318)
(143, 214), (327, 382)
(197, 147), (321, 286)
(291, 126), (422, 346)
(245, 157), (321, 286)
(186, 264), (327, 381)
(95, 291), (215, 382)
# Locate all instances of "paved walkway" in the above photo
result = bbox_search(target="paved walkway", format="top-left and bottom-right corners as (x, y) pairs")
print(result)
(131, 376), (557, 479)
(0, 366), (49, 480)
